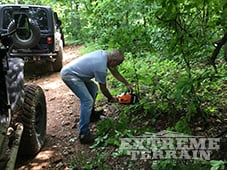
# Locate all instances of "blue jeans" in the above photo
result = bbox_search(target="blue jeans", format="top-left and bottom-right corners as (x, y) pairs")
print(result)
(61, 74), (98, 135)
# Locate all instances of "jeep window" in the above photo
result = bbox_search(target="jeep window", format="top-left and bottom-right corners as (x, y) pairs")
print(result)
(2, 7), (48, 31)
(3, 9), (13, 29)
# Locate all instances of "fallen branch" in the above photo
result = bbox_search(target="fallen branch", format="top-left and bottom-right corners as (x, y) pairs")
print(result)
(209, 32), (227, 73)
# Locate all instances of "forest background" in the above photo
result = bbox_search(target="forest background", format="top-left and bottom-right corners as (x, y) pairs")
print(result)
(2, 0), (227, 169)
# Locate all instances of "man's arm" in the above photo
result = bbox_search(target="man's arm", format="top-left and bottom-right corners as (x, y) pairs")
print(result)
(99, 83), (116, 102)
(108, 66), (133, 91)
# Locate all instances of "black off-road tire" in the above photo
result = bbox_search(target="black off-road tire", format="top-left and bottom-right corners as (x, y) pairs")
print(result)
(8, 19), (40, 49)
(52, 45), (63, 72)
(18, 84), (46, 156)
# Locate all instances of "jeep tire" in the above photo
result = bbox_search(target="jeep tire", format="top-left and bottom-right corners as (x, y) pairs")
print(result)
(8, 19), (40, 49)
(18, 84), (46, 156)
(52, 45), (63, 72)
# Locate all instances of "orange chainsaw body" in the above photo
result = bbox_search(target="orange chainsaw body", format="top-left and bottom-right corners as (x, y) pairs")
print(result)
(117, 92), (138, 104)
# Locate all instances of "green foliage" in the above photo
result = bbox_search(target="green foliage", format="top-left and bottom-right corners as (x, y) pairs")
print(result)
(174, 117), (191, 134)
(81, 152), (110, 170)
(151, 160), (210, 170)
(6, 0), (226, 168)
(210, 160), (225, 170)
(91, 112), (136, 149)
(69, 151), (111, 170)
(66, 0), (226, 169)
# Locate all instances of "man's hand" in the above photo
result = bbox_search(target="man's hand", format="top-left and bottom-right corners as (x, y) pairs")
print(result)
(126, 84), (133, 92)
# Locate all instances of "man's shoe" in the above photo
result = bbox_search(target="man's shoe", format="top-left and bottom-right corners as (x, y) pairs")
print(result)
(90, 109), (104, 122)
(79, 132), (96, 144)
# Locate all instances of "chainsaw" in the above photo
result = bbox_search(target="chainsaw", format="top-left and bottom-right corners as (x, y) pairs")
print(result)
(117, 92), (138, 104)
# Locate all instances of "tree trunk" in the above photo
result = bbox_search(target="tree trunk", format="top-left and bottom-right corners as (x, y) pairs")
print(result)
(224, 42), (227, 62)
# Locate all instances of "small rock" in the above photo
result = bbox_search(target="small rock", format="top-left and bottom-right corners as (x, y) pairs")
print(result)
(62, 121), (70, 126)
(52, 145), (58, 148)
(51, 154), (63, 164)
(216, 119), (222, 123)
(69, 136), (77, 143)
(195, 127), (202, 131)
(63, 150), (69, 155)
(49, 97), (56, 101)
(69, 148), (74, 154)
(56, 162), (64, 168)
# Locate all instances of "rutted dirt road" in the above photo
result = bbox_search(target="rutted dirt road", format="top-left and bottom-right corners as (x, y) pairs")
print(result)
(16, 45), (91, 170)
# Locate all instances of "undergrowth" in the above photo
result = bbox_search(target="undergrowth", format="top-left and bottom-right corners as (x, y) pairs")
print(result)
(69, 49), (227, 169)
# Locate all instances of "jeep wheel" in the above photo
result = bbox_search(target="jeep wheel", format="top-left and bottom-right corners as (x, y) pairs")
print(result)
(52, 45), (63, 72)
(8, 19), (40, 49)
(18, 84), (46, 156)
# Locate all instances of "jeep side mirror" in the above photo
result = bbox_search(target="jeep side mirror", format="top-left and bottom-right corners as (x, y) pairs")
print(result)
(57, 19), (62, 28)
(54, 12), (62, 28)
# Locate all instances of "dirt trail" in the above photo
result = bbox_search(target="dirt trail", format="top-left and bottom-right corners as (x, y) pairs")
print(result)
(16, 45), (90, 170)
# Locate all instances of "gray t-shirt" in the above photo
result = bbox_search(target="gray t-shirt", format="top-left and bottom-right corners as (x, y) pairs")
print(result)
(61, 50), (107, 83)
